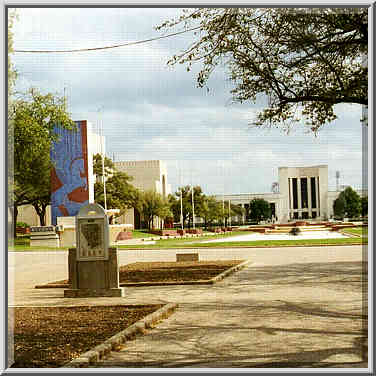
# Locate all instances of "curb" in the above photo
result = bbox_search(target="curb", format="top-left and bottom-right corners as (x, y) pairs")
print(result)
(36, 261), (251, 289)
(340, 231), (362, 238)
(210, 260), (252, 283)
(63, 302), (178, 368)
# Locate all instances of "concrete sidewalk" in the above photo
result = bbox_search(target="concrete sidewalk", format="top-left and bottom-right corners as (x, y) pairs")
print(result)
(9, 246), (368, 369)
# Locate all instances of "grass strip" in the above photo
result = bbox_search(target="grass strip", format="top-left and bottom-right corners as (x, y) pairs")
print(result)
(117, 236), (366, 249)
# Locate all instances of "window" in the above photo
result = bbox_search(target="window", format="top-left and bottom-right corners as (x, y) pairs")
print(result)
(292, 178), (298, 209)
(311, 177), (317, 208)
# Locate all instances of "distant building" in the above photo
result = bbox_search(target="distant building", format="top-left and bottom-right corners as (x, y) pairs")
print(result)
(216, 165), (366, 223)
(114, 160), (171, 228)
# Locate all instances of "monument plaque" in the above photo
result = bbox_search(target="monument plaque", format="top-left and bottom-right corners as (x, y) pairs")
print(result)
(76, 203), (109, 261)
(64, 203), (123, 297)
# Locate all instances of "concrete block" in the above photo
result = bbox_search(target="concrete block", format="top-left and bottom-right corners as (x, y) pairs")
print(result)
(176, 253), (199, 262)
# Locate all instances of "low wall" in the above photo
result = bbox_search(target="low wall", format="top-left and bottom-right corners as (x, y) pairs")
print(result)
(151, 229), (178, 236)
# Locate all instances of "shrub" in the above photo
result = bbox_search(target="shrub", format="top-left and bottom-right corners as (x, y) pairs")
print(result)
(290, 227), (301, 236)
(16, 222), (29, 228)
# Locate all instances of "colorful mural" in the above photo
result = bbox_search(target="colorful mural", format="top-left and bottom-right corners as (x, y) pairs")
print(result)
(50, 120), (89, 225)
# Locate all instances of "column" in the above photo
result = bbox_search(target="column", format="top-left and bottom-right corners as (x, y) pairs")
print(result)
(297, 177), (302, 218)
(288, 178), (292, 219)
(315, 177), (320, 217)
(307, 177), (312, 218)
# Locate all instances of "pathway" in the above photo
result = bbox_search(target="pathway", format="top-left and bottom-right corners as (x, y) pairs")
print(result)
(8, 245), (368, 369)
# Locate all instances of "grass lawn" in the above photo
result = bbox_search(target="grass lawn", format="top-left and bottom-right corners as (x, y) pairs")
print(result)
(9, 228), (367, 252)
(131, 230), (156, 239)
(117, 236), (366, 249)
(8, 231), (250, 252)
(340, 227), (368, 237)
(11, 305), (162, 368)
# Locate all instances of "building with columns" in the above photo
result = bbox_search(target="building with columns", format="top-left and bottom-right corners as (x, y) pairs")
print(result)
(215, 165), (366, 223)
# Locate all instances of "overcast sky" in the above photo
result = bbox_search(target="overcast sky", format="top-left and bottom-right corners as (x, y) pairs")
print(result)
(11, 7), (367, 195)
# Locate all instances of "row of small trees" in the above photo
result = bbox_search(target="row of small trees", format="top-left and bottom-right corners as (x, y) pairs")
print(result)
(94, 155), (245, 230)
(94, 156), (277, 230)
(94, 154), (281, 230)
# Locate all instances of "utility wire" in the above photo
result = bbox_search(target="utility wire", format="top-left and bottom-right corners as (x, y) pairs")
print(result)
(14, 26), (201, 53)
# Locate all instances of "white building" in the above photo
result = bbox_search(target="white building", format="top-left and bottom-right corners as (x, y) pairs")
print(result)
(114, 160), (172, 228)
(215, 165), (366, 223)
(114, 160), (171, 197)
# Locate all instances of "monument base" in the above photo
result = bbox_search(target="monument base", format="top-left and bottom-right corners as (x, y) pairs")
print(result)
(64, 287), (125, 298)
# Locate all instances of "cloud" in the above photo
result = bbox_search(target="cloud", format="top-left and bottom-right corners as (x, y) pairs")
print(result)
(11, 7), (366, 196)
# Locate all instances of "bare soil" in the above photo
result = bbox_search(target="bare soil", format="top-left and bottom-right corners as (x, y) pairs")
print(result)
(119, 260), (243, 283)
(11, 305), (162, 368)
(48, 260), (244, 286)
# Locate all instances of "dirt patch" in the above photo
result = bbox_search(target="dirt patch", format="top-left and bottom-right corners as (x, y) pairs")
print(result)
(11, 305), (162, 368)
(119, 260), (243, 283)
(43, 260), (244, 287)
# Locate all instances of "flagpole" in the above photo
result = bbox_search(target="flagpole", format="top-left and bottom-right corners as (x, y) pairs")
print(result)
(98, 107), (107, 210)
(191, 170), (195, 229)
(228, 199), (231, 227)
(180, 168), (183, 230)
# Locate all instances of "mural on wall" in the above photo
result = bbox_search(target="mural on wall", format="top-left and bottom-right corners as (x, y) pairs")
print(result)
(50, 120), (89, 225)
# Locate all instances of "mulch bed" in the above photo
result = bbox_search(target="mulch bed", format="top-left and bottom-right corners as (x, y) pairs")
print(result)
(42, 260), (244, 287)
(10, 305), (162, 368)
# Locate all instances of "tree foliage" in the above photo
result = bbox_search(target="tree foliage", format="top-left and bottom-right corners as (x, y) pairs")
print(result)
(169, 185), (206, 227)
(249, 198), (272, 222)
(139, 190), (171, 230)
(93, 153), (115, 177)
(8, 9), (18, 96)
(333, 186), (361, 218)
(9, 89), (75, 231)
(94, 155), (139, 216)
(333, 193), (346, 218)
(157, 8), (367, 132)
(200, 195), (224, 228)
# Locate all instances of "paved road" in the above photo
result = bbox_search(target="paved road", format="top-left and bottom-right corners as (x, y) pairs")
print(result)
(8, 246), (368, 369)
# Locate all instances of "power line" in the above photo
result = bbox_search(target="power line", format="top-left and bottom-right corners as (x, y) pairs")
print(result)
(14, 26), (200, 54)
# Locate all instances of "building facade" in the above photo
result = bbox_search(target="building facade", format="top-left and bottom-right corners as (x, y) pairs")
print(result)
(114, 160), (171, 197)
(114, 160), (172, 228)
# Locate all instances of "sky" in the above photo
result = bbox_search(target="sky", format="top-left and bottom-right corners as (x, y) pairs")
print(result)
(11, 7), (368, 196)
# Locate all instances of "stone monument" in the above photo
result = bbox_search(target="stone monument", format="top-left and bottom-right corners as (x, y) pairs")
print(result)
(64, 203), (124, 298)
(30, 226), (59, 247)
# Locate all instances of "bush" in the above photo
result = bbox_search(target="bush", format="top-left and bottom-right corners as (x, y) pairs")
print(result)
(290, 227), (301, 236)
(16, 222), (29, 228)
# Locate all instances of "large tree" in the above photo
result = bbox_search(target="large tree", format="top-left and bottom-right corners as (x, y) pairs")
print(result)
(333, 186), (361, 219)
(249, 198), (272, 223)
(201, 195), (224, 228)
(9, 89), (75, 232)
(139, 190), (171, 230)
(157, 8), (367, 132)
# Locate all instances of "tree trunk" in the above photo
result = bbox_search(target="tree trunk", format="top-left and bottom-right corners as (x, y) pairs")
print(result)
(12, 205), (18, 238)
(33, 203), (47, 226)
